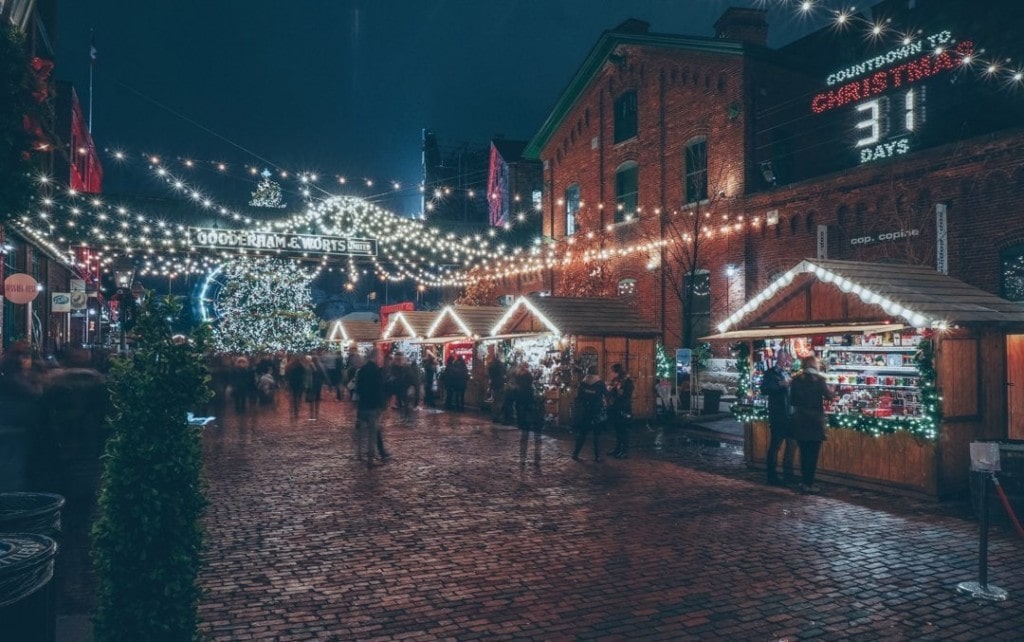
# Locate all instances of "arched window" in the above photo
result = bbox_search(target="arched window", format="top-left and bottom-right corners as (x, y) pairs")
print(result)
(614, 91), (638, 143)
(565, 183), (580, 236)
(615, 161), (639, 223)
(684, 137), (708, 204)
(618, 278), (637, 297)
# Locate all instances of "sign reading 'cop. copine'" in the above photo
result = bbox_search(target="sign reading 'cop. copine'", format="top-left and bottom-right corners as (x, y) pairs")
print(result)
(188, 227), (377, 257)
(3, 273), (39, 305)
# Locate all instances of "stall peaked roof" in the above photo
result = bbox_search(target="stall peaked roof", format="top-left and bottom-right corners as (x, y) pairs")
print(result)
(718, 259), (1024, 334)
(492, 295), (660, 337)
(326, 319), (379, 343)
(427, 305), (507, 339)
(381, 311), (436, 340)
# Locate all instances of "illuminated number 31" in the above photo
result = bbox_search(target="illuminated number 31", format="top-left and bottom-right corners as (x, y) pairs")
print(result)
(855, 90), (917, 147)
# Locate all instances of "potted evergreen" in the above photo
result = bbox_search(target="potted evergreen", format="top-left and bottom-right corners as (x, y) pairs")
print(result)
(91, 293), (212, 641)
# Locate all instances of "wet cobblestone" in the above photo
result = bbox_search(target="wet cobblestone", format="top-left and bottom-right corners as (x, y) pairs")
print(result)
(187, 401), (1024, 640)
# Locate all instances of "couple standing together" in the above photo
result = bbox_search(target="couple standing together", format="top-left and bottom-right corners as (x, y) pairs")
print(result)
(571, 363), (634, 462)
(763, 355), (833, 494)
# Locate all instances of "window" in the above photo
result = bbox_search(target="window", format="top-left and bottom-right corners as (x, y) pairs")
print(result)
(565, 184), (580, 236)
(1002, 244), (1024, 301)
(685, 138), (708, 203)
(683, 270), (711, 345)
(618, 278), (637, 298)
(614, 91), (638, 143)
(615, 161), (639, 223)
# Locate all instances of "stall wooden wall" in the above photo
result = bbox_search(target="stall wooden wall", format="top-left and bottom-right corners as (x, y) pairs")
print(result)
(573, 336), (655, 420)
(746, 421), (939, 497)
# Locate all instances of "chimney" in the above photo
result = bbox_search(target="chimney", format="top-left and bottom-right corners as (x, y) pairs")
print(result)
(714, 7), (768, 47)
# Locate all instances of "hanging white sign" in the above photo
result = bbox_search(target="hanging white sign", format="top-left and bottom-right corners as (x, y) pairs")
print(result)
(188, 227), (377, 257)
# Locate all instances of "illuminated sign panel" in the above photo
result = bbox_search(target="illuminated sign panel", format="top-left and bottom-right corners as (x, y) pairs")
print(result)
(811, 31), (975, 165)
(188, 227), (377, 257)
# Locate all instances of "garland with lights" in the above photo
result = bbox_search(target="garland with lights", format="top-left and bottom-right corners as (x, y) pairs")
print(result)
(732, 342), (751, 399)
(211, 257), (323, 354)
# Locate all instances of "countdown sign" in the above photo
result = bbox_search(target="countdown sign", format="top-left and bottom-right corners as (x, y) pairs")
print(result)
(811, 31), (974, 165)
(188, 227), (377, 257)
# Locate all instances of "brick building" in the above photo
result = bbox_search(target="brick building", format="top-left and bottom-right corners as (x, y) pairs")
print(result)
(521, 0), (1024, 354)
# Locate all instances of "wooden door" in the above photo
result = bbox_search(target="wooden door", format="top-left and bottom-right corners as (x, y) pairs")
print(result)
(1008, 335), (1024, 439)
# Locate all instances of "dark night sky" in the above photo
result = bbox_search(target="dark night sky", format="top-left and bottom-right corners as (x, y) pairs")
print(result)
(53, 1), (842, 212)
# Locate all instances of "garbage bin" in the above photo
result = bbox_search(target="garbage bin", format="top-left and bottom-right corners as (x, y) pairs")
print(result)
(0, 533), (58, 642)
(701, 389), (723, 415)
(0, 493), (66, 538)
(970, 440), (1024, 528)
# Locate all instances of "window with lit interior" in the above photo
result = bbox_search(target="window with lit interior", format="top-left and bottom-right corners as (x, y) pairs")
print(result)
(614, 91), (638, 143)
(615, 161), (638, 224)
(618, 278), (637, 298)
(565, 183), (580, 236)
(685, 137), (708, 204)
(1001, 244), (1024, 302)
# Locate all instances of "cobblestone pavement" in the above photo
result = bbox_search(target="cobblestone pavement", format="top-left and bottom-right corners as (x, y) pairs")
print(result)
(191, 400), (1023, 641)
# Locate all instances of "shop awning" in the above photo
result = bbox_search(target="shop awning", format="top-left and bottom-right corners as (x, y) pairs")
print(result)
(701, 323), (904, 342)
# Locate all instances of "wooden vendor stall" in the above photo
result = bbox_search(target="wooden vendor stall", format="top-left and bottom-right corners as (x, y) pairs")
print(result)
(424, 305), (509, 409)
(711, 259), (1024, 499)
(378, 310), (437, 363)
(490, 295), (659, 424)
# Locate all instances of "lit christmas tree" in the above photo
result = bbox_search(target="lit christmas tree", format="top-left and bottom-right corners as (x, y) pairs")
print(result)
(211, 257), (322, 354)
(249, 169), (287, 208)
(655, 342), (673, 380)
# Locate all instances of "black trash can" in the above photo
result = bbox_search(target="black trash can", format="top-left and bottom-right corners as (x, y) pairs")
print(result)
(970, 440), (1024, 529)
(701, 389), (723, 415)
(0, 493), (66, 538)
(0, 533), (58, 642)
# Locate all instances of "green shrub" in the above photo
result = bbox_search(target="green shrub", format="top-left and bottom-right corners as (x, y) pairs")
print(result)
(91, 294), (213, 641)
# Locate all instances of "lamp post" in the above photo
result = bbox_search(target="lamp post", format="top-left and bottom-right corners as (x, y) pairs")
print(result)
(114, 269), (134, 353)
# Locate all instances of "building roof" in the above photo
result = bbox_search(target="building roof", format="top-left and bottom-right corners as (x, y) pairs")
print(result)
(717, 259), (1024, 334)
(523, 22), (762, 160)
(426, 305), (508, 339)
(493, 295), (660, 338)
(491, 139), (528, 163)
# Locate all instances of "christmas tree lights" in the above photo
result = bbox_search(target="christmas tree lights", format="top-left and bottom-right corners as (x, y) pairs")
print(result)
(211, 257), (323, 354)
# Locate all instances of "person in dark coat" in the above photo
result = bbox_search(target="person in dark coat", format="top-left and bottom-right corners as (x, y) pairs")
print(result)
(447, 356), (469, 412)
(229, 356), (254, 415)
(571, 366), (607, 462)
(789, 355), (833, 494)
(0, 342), (44, 491)
(285, 356), (308, 420)
(510, 362), (535, 431)
(607, 363), (635, 459)
(761, 363), (794, 486)
(355, 349), (389, 466)
(422, 352), (438, 407)
(487, 354), (509, 423)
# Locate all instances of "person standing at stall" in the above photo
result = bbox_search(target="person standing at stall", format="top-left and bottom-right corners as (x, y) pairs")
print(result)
(422, 352), (438, 407)
(511, 362), (541, 466)
(607, 363), (635, 459)
(447, 356), (469, 412)
(571, 366), (607, 462)
(761, 362), (794, 486)
(487, 353), (509, 424)
(789, 355), (833, 494)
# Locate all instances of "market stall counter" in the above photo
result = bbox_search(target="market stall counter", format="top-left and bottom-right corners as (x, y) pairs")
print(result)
(708, 259), (1024, 499)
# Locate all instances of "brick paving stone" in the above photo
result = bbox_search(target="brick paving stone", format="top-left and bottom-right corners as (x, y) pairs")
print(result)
(53, 401), (1024, 640)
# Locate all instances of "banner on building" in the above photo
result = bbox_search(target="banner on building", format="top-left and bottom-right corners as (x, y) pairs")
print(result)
(188, 227), (377, 257)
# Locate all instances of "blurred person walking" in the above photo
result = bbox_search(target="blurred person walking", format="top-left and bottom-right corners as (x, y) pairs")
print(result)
(607, 363), (635, 459)
(571, 366), (607, 462)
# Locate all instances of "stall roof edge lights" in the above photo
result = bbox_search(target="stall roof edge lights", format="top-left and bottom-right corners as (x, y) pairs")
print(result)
(382, 312), (420, 340)
(715, 260), (936, 335)
(326, 320), (349, 343)
(489, 296), (562, 338)
(426, 306), (473, 339)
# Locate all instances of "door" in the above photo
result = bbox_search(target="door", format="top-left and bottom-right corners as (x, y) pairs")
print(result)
(1008, 335), (1024, 439)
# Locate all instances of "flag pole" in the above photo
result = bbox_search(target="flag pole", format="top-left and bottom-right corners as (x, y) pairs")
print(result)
(88, 29), (95, 133)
